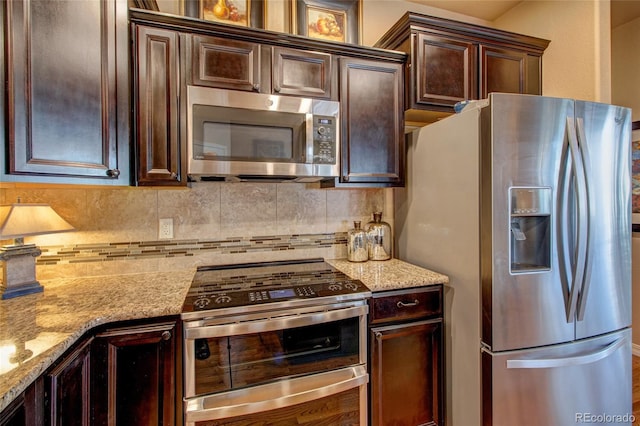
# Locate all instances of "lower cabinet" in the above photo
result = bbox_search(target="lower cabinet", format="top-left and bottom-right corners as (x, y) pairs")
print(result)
(45, 338), (92, 426)
(91, 320), (178, 426)
(369, 285), (444, 426)
(0, 317), (180, 426)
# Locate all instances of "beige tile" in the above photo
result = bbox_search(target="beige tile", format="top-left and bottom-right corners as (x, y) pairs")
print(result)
(84, 188), (158, 242)
(276, 183), (326, 234)
(220, 183), (277, 237)
(158, 183), (221, 240)
(326, 188), (385, 232)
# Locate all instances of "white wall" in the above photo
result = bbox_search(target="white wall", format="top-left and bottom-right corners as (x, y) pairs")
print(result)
(612, 16), (640, 120)
(494, 0), (611, 103)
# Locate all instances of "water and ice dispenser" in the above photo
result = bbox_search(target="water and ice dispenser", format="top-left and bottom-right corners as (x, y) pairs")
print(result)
(510, 187), (551, 273)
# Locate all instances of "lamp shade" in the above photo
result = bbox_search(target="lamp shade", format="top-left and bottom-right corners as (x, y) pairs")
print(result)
(0, 203), (75, 239)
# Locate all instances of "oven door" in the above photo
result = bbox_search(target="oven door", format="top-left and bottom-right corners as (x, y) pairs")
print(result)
(183, 301), (368, 425)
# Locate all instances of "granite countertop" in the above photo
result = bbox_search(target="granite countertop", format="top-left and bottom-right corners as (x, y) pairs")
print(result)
(327, 258), (448, 291)
(0, 258), (447, 413)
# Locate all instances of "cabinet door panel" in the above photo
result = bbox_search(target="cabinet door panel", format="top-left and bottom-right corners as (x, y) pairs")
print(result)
(415, 33), (477, 107)
(92, 321), (176, 426)
(134, 25), (185, 186)
(5, 0), (126, 180)
(340, 58), (404, 186)
(272, 47), (333, 98)
(45, 339), (92, 426)
(480, 45), (526, 98)
(192, 35), (260, 91)
(370, 319), (444, 426)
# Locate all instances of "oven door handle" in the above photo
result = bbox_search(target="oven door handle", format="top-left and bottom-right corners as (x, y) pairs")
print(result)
(184, 305), (368, 340)
(184, 365), (368, 423)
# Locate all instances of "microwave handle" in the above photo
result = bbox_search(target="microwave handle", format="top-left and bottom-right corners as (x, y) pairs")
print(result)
(184, 365), (368, 423)
(184, 305), (367, 340)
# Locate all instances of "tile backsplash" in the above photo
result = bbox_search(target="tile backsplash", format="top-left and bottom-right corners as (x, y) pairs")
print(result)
(0, 182), (391, 280)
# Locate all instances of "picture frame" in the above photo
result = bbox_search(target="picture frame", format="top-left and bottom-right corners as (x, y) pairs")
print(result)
(129, 0), (159, 11)
(199, 0), (265, 28)
(632, 121), (640, 225)
(294, 0), (361, 44)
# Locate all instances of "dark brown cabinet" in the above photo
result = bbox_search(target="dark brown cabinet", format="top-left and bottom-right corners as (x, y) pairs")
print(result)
(132, 25), (186, 186)
(130, 9), (406, 188)
(91, 320), (178, 426)
(44, 339), (92, 426)
(375, 12), (549, 124)
(0, 379), (43, 426)
(190, 34), (262, 92)
(337, 58), (405, 187)
(2, 0), (129, 184)
(272, 47), (335, 99)
(369, 285), (444, 426)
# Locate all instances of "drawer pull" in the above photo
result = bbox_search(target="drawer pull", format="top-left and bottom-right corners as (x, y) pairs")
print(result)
(397, 299), (420, 308)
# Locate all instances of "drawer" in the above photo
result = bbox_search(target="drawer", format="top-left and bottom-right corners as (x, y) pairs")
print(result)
(370, 285), (442, 324)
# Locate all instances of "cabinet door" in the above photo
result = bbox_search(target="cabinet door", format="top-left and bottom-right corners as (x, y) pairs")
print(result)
(0, 378), (44, 426)
(133, 25), (186, 186)
(191, 34), (261, 92)
(45, 339), (92, 426)
(339, 58), (405, 186)
(480, 45), (530, 98)
(414, 33), (478, 107)
(370, 319), (444, 426)
(272, 47), (334, 99)
(4, 0), (128, 182)
(91, 321), (177, 426)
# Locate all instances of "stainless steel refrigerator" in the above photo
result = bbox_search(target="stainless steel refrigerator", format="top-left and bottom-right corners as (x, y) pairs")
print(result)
(395, 93), (632, 426)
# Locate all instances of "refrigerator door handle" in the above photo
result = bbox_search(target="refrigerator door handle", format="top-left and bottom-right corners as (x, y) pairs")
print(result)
(505, 337), (625, 369)
(574, 118), (593, 321)
(562, 117), (589, 323)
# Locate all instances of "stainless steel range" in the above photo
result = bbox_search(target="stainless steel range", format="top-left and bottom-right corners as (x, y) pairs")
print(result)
(180, 258), (371, 426)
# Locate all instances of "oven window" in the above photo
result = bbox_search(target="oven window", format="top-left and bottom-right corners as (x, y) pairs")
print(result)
(193, 317), (361, 395)
(192, 105), (306, 163)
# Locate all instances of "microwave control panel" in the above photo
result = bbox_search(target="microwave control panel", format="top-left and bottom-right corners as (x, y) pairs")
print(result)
(313, 115), (337, 164)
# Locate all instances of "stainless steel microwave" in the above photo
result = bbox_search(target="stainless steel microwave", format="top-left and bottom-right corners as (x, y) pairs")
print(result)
(187, 86), (340, 182)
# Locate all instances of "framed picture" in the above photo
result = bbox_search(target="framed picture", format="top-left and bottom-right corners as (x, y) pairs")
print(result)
(632, 121), (640, 225)
(295, 0), (361, 44)
(200, 0), (265, 28)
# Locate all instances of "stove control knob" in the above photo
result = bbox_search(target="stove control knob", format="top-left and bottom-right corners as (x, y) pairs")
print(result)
(328, 284), (343, 291)
(215, 295), (232, 304)
(345, 283), (358, 291)
(194, 298), (211, 309)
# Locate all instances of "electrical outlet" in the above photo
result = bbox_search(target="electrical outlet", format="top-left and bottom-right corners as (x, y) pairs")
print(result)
(159, 218), (174, 239)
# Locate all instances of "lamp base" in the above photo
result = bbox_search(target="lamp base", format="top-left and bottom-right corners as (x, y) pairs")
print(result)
(0, 244), (44, 299)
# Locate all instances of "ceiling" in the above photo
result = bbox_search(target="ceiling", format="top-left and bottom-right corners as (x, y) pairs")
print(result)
(407, 0), (640, 28)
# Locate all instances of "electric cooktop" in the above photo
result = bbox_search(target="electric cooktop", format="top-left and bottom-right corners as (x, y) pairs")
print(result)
(181, 258), (370, 319)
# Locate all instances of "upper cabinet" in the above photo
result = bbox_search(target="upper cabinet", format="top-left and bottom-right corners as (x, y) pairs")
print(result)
(130, 9), (406, 188)
(1, 0), (130, 184)
(375, 12), (549, 126)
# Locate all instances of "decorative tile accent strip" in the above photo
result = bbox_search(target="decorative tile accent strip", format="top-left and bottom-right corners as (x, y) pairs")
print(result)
(37, 233), (348, 265)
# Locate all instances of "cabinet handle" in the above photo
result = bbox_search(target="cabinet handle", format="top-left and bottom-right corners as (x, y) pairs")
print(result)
(106, 169), (120, 178)
(161, 331), (172, 341)
(397, 299), (420, 308)
(374, 332), (382, 340)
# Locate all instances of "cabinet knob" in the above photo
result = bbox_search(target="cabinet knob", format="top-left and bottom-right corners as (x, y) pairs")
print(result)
(253, 83), (260, 91)
(106, 169), (120, 178)
(170, 172), (178, 179)
(397, 299), (420, 308)
(374, 331), (383, 340)
(273, 84), (281, 92)
(161, 331), (172, 341)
